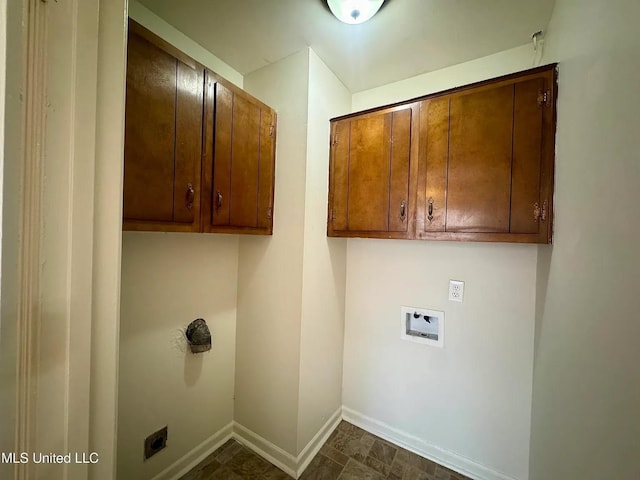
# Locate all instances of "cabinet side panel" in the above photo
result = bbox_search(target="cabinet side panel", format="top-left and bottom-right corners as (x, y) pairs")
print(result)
(421, 98), (449, 233)
(511, 78), (544, 234)
(447, 85), (513, 233)
(257, 109), (275, 231)
(230, 95), (260, 227)
(388, 109), (411, 232)
(212, 82), (232, 225)
(348, 114), (391, 232)
(173, 62), (203, 227)
(330, 120), (350, 232)
(123, 32), (176, 222)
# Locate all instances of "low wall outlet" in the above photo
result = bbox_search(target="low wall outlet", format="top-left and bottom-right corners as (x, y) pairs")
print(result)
(448, 280), (464, 302)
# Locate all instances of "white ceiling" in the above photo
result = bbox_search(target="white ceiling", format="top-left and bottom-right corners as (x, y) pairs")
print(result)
(137, 0), (556, 93)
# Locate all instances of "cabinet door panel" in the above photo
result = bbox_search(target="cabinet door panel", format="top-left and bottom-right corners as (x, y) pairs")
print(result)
(348, 114), (392, 232)
(389, 109), (411, 232)
(511, 78), (544, 234)
(257, 109), (275, 230)
(212, 82), (233, 225)
(447, 85), (514, 233)
(173, 61), (203, 224)
(230, 95), (261, 227)
(123, 32), (176, 222)
(329, 120), (350, 231)
(419, 98), (449, 233)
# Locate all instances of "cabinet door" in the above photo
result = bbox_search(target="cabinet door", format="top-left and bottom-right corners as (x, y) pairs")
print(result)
(328, 106), (413, 238)
(123, 21), (203, 232)
(202, 73), (276, 234)
(416, 67), (555, 243)
(447, 84), (514, 233)
(416, 97), (450, 233)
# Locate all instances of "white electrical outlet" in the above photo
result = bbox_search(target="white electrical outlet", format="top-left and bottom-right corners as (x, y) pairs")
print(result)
(448, 280), (464, 302)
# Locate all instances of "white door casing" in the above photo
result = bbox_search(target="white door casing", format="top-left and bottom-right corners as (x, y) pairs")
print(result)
(1, 0), (126, 479)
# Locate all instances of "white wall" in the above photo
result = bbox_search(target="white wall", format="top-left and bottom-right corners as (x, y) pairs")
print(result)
(344, 45), (538, 480)
(530, 1), (640, 478)
(235, 49), (310, 456)
(118, 6), (243, 478)
(296, 50), (350, 453)
(118, 233), (238, 479)
(129, 0), (242, 88)
(352, 44), (533, 109)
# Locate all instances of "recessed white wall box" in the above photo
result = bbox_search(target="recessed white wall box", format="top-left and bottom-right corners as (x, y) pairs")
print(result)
(448, 280), (464, 302)
(400, 306), (444, 347)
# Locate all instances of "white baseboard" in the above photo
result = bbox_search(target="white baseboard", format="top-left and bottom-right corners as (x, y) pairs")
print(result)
(342, 407), (519, 480)
(151, 421), (234, 480)
(232, 422), (298, 477)
(294, 407), (342, 478)
(233, 406), (342, 479)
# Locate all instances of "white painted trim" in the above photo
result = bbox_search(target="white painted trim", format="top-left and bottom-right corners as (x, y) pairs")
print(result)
(15, 3), (46, 478)
(88, 0), (127, 478)
(232, 407), (342, 479)
(342, 407), (519, 480)
(151, 422), (234, 480)
(232, 423), (298, 477)
(295, 408), (342, 478)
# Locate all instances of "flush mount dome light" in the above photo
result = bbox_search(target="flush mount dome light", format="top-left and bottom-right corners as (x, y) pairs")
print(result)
(327, 0), (385, 25)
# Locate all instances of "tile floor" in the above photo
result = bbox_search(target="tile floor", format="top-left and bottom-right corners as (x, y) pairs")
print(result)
(180, 421), (471, 480)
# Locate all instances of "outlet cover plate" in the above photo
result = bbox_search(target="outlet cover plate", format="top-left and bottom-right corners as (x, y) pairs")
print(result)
(448, 280), (464, 303)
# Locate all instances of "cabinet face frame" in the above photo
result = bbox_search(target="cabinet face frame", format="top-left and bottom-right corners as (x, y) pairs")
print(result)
(329, 64), (557, 244)
(327, 103), (420, 239)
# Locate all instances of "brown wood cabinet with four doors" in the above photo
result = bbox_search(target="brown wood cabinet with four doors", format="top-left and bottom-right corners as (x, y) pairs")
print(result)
(123, 20), (277, 234)
(327, 64), (557, 244)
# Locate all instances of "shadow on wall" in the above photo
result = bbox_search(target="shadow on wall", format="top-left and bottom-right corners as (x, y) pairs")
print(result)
(184, 351), (204, 387)
(534, 245), (553, 359)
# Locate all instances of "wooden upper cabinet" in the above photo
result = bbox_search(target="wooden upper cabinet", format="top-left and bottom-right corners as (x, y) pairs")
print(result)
(328, 105), (417, 238)
(122, 20), (277, 235)
(329, 64), (557, 243)
(123, 20), (204, 232)
(416, 67), (555, 243)
(201, 72), (276, 234)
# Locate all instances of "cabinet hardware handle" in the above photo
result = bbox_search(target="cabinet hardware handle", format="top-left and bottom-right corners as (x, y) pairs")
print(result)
(400, 201), (406, 222)
(267, 207), (272, 219)
(541, 200), (547, 221)
(427, 197), (434, 222)
(216, 190), (223, 210)
(534, 202), (541, 221)
(186, 183), (195, 210)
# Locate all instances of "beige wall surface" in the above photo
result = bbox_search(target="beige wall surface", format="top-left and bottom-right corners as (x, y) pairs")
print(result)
(530, 1), (640, 478)
(296, 49), (350, 453)
(344, 46), (539, 480)
(235, 49), (310, 456)
(117, 5), (243, 477)
(352, 44), (533, 110)
(118, 233), (238, 479)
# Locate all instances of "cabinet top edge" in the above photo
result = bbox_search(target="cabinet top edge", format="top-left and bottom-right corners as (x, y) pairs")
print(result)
(331, 63), (558, 123)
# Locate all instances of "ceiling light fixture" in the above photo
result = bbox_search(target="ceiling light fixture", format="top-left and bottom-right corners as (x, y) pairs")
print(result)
(327, 0), (385, 25)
